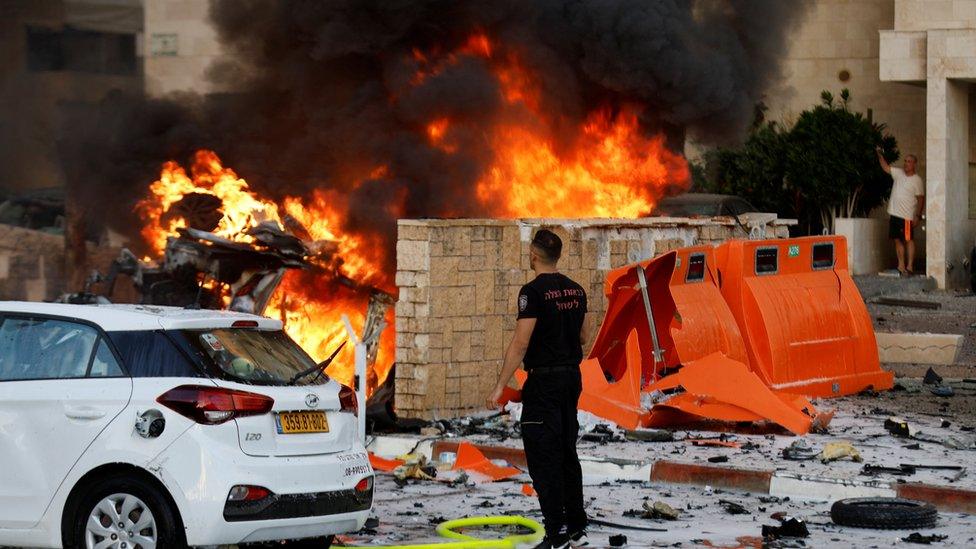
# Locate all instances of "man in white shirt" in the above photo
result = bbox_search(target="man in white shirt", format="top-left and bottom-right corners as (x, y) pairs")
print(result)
(877, 148), (925, 275)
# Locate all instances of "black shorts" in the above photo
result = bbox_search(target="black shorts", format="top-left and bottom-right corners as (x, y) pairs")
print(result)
(889, 216), (914, 242)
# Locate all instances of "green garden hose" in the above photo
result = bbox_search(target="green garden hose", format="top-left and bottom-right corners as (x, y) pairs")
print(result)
(337, 515), (544, 548)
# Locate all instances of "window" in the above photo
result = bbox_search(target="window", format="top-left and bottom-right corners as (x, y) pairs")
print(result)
(182, 329), (322, 386)
(812, 243), (835, 270)
(26, 26), (137, 75)
(88, 338), (124, 377)
(755, 247), (779, 275)
(108, 331), (202, 378)
(685, 253), (706, 283)
(0, 317), (98, 381)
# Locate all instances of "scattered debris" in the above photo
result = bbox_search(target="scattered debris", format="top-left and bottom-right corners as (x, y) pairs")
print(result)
(609, 534), (628, 546)
(923, 368), (944, 386)
(393, 455), (437, 483)
(874, 297), (941, 309)
(707, 455), (729, 463)
(589, 517), (668, 532)
(761, 516), (810, 539)
(830, 497), (938, 529)
(931, 385), (955, 397)
(902, 532), (949, 544)
(861, 464), (916, 476)
(885, 417), (914, 438)
(641, 501), (681, 520)
(719, 500), (750, 515)
(782, 439), (819, 461)
(691, 439), (742, 449)
(819, 441), (863, 463)
(624, 428), (674, 442)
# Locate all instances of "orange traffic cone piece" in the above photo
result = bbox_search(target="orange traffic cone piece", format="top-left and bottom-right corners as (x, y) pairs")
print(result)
(452, 441), (521, 483)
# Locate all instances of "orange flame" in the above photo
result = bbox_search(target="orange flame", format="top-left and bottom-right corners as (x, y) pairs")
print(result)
(137, 32), (689, 403)
(411, 32), (689, 218)
(137, 151), (394, 391)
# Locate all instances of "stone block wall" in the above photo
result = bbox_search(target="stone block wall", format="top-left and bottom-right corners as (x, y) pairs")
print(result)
(0, 224), (130, 302)
(394, 217), (792, 419)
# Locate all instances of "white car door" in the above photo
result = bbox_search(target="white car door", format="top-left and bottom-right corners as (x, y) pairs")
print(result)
(0, 315), (132, 529)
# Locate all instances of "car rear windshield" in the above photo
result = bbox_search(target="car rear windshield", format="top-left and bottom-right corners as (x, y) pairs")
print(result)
(181, 328), (324, 386)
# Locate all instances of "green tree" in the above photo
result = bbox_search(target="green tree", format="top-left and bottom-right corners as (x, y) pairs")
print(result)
(786, 89), (898, 233)
(698, 90), (899, 235)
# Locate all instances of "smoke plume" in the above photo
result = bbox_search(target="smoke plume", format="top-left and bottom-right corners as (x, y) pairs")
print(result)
(60, 0), (809, 268)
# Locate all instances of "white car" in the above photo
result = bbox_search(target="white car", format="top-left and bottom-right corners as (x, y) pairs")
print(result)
(0, 302), (372, 548)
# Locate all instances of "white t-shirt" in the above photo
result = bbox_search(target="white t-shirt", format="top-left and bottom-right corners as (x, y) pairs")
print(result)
(887, 167), (924, 220)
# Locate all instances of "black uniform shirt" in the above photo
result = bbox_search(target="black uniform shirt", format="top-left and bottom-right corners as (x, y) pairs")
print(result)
(516, 272), (587, 370)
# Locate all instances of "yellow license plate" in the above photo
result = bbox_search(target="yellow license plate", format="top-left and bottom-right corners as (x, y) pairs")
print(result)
(276, 411), (329, 434)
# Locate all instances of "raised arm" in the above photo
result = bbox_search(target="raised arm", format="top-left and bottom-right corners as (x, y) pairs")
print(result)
(876, 146), (891, 174)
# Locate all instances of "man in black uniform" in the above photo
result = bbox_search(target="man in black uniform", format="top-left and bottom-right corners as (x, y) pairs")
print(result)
(487, 229), (590, 549)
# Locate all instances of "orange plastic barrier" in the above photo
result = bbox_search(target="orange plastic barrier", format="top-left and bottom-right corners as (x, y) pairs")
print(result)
(645, 353), (817, 435)
(590, 252), (677, 384)
(368, 453), (404, 472)
(666, 246), (749, 367)
(452, 441), (521, 482)
(592, 247), (747, 379)
(714, 236), (893, 397)
(511, 329), (647, 429)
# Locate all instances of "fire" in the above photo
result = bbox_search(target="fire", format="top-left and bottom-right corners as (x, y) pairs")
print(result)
(409, 32), (689, 218)
(135, 32), (688, 403)
(137, 150), (394, 390)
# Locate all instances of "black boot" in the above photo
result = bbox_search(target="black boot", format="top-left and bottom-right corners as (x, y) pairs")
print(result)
(532, 534), (570, 549)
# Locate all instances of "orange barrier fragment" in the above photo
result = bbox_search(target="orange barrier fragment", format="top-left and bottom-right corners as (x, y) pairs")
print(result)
(576, 329), (649, 430)
(369, 453), (405, 472)
(645, 353), (815, 435)
(453, 441), (521, 482)
(590, 252), (678, 384)
(521, 483), (537, 497)
(667, 246), (749, 367)
(714, 236), (893, 397)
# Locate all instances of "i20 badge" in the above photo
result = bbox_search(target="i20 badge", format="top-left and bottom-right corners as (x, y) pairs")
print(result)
(305, 393), (320, 408)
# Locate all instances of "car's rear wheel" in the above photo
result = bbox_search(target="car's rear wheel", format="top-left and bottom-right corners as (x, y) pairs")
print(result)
(69, 475), (183, 549)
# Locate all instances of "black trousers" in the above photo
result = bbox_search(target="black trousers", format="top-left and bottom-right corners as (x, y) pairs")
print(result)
(520, 369), (587, 538)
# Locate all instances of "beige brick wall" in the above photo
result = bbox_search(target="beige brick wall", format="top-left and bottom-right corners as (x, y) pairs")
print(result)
(0, 225), (130, 303)
(761, 0), (927, 165)
(393, 217), (792, 419)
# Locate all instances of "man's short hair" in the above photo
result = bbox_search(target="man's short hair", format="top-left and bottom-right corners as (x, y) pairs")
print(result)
(531, 229), (562, 262)
(906, 154), (918, 163)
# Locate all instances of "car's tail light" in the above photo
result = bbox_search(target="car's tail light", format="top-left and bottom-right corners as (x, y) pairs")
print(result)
(231, 320), (259, 328)
(338, 383), (358, 416)
(355, 476), (373, 493)
(227, 485), (272, 502)
(157, 385), (274, 425)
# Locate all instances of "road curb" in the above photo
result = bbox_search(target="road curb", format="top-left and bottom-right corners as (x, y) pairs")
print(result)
(371, 436), (976, 512)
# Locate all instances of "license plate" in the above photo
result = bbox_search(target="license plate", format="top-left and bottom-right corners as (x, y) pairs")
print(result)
(276, 411), (329, 434)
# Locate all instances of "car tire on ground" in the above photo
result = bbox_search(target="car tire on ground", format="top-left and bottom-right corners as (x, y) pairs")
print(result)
(830, 497), (938, 529)
(65, 474), (185, 549)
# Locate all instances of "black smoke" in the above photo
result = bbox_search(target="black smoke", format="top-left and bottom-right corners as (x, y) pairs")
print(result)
(60, 0), (809, 269)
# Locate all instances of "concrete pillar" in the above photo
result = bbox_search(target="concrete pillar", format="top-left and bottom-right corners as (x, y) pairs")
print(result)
(924, 31), (975, 288)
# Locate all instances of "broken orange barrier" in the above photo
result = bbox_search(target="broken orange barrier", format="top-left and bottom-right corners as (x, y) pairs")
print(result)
(452, 441), (521, 482)
(714, 236), (893, 397)
(509, 328), (649, 430)
(645, 353), (820, 435)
